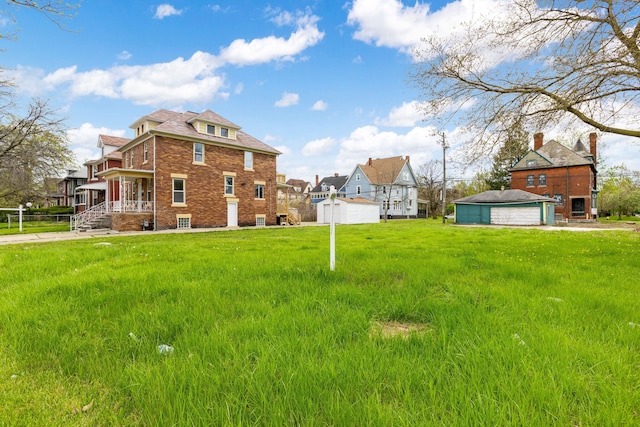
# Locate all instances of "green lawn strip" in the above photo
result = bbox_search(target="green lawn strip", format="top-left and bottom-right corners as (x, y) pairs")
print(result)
(0, 222), (638, 425)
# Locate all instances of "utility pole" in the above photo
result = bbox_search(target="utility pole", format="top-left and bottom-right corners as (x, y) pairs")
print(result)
(441, 132), (448, 224)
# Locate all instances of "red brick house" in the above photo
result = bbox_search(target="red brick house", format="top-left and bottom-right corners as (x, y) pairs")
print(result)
(73, 109), (280, 231)
(75, 134), (128, 213)
(510, 132), (598, 220)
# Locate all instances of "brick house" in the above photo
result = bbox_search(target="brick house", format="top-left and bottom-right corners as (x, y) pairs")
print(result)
(75, 134), (128, 213)
(510, 132), (598, 220)
(74, 109), (280, 231)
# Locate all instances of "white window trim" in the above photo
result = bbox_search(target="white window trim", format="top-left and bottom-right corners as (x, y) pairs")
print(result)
(193, 142), (205, 164)
(244, 151), (254, 170)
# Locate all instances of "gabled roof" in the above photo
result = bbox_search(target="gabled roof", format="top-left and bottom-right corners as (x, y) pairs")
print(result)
(358, 156), (409, 184)
(311, 175), (348, 192)
(511, 140), (593, 170)
(124, 109), (280, 155)
(286, 179), (312, 193)
(98, 134), (130, 148)
(186, 109), (240, 129)
(454, 189), (556, 204)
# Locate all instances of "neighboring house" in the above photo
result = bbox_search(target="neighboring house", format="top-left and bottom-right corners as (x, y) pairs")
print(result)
(73, 109), (280, 231)
(317, 197), (380, 224)
(453, 189), (556, 225)
(54, 169), (88, 209)
(75, 134), (129, 213)
(309, 174), (348, 204)
(344, 156), (418, 219)
(510, 132), (598, 220)
(285, 178), (313, 202)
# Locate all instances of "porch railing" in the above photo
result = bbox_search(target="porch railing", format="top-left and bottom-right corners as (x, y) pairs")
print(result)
(70, 201), (107, 231)
(109, 201), (154, 213)
(70, 201), (154, 231)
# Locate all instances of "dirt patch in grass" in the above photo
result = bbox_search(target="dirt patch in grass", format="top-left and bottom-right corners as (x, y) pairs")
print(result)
(370, 321), (433, 339)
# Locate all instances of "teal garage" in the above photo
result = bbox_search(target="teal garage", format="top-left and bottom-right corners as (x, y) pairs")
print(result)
(453, 190), (556, 226)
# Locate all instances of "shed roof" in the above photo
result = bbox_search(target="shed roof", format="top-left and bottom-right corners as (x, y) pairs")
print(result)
(454, 189), (556, 204)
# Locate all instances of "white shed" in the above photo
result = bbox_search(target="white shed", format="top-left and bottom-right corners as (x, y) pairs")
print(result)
(317, 197), (380, 225)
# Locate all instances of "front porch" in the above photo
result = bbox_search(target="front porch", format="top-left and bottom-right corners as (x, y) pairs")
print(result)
(71, 168), (156, 231)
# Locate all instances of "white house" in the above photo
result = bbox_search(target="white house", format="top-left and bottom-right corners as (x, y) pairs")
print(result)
(317, 197), (380, 224)
(343, 156), (418, 218)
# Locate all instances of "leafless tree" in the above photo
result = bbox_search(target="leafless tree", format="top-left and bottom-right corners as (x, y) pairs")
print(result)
(416, 160), (443, 218)
(411, 0), (640, 161)
(2, 1), (80, 40)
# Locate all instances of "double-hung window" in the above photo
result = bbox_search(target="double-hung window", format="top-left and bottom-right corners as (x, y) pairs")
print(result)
(538, 174), (547, 186)
(194, 143), (204, 163)
(143, 141), (148, 162)
(526, 174), (535, 187)
(244, 151), (253, 169)
(173, 178), (185, 204)
(225, 176), (234, 195)
(255, 184), (265, 199)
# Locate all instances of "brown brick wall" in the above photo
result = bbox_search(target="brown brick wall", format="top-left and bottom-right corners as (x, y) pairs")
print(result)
(511, 165), (595, 219)
(111, 212), (154, 232)
(142, 136), (278, 229)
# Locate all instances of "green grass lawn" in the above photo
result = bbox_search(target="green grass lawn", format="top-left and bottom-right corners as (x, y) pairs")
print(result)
(0, 221), (70, 235)
(1, 221), (639, 425)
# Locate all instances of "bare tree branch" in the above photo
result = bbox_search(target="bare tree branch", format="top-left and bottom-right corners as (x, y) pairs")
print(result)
(411, 0), (640, 162)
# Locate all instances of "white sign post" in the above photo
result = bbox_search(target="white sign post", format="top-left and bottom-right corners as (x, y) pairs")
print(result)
(329, 185), (336, 271)
(18, 204), (23, 232)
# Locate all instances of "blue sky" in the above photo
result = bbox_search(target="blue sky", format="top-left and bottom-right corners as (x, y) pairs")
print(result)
(2, 0), (639, 183)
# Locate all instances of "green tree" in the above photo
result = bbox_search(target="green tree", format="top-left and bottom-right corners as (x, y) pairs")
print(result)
(599, 165), (640, 219)
(485, 125), (530, 190)
(0, 100), (72, 205)
(0, 1), (79, 205)
(411, 0), (640, 159)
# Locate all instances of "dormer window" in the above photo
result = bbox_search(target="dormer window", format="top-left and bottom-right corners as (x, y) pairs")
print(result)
(207, 124), (215, 135)
(221, 127), (229, 137)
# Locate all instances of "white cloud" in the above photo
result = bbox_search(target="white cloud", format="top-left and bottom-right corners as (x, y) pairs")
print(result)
(274, 145), (292, 155)
(335, 124), (441, 172)
(311, 100), (328, 111)
(347, 0), (510, 59)
(375, 101), (424, 127)
(11, 10), (323, 106)
(302, 137), (336, 157)
(219, 12), (324, 66)
(118, 51), (132, 60)
(67, 123), (127, 166)
(154, 4), (184, 19)
(234, 82), (244, 94)
(275, 92), (299, 107)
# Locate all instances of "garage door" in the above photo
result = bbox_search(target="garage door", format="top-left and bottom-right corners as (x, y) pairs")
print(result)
(323, 204), (341, 224)
(490, 207), (540, 225)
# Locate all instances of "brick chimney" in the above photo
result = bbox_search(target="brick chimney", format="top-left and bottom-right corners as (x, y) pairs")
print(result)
(405, 155), (410, 163)
(334, 172), (339, 177)
(368, 157), (373, 166)
(589, 133), (597, 165)
(315, 175), (319, 186)
(533, 132), (544, 150)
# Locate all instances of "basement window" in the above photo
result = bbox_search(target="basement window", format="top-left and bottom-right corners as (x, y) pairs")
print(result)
(177, 216), (191, 229)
